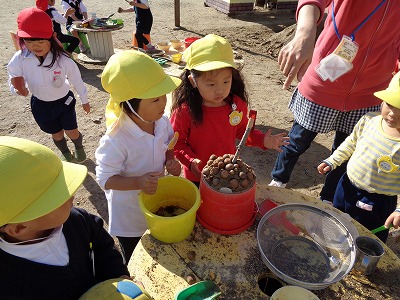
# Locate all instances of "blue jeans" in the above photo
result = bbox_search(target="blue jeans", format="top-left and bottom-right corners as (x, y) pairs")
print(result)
(271, 120), (317, 183)
(271, 121), (348, 202)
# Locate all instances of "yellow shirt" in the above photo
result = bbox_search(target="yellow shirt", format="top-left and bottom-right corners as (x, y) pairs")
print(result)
(325, 112), (400, 196)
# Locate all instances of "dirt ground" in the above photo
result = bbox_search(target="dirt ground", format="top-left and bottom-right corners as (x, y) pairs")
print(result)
(1, 0), (399, 294)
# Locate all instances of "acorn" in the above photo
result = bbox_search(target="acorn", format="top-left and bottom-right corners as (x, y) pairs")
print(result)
(187, 250), (196, 261)
(239, 171), (247, 179)
(225, 163), (234, 171)
(202, 154), (256, 192)
(241, 179), (249, 188)
(220, 169), (229, 179)
(229, 178), (239, 189)
(202, 167), (210, 176)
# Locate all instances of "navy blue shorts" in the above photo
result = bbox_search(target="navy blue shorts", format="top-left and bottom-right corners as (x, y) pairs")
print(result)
(30, 91), (78, 134)
(333, 172), (397, 242)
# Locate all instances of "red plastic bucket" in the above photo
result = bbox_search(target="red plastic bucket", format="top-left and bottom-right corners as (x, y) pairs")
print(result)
(197, 176), (257, 234)
(184, 37), (200, 48)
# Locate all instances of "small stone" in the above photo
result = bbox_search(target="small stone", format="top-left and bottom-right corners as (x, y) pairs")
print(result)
(209, 270), (216, 281)
(187, 250), (196, 261)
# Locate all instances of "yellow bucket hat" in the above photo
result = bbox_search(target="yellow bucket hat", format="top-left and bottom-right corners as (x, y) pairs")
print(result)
(101, 50), (181, 130)
(183, 34), (236, 71)
(374, 71), (400, 109)
(0, 136), (87, 226)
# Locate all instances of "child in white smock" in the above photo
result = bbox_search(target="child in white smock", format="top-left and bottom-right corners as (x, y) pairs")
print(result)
(95, 50), (182, 263)
(7, 6), (90, 163)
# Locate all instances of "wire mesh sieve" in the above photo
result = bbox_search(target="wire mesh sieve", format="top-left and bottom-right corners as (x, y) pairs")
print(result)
(257, 203), (356, 290)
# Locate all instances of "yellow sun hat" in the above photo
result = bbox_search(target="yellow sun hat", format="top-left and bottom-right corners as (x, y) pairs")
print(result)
(101, 50), (181, 130)
(183, 34), (236, 71)
(0, 136), (87, 226)
(374, 71), (400, 109)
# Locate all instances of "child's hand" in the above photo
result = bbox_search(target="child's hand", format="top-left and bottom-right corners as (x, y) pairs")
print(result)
(117, 7), (124, 13)
(139, 172), (163, 194)
(166, 159), (181, 176)
(385, 211), (400, 229)
(65, 8), (75, 17)
(190, 158), (202, 179)
(11, 77), (29, 96)
(82, 103), (91, 114)
(317, 162), (331, 174)
(16, 87), (29, 96)
(263, 129), (290, 152)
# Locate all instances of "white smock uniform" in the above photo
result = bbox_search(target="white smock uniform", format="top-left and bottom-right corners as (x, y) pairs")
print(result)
(7, 49), (88, 104)
(95, 113), (173, 237)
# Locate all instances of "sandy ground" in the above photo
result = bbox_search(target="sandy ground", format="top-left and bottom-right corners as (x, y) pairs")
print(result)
(1, 0), (399, 283)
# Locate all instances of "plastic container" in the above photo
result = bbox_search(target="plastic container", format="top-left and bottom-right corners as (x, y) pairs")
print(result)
(157, 42), (170, 52)
(271, 286), (319, 300)
(171, 53), (182, 63)
(170, 39), (182, 50)
(184, 37), (200, 48)
(139, 176), (200, 243)
(197, 176), (257, 234)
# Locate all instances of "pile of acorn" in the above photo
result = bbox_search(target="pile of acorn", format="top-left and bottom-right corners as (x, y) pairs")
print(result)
(201, 154), (256, 192)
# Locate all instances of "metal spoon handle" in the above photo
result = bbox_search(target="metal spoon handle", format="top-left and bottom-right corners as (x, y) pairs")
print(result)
(232, 118), (254, 163)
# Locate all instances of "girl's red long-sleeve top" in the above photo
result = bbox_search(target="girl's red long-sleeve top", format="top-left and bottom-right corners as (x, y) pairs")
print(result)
(170, 95), (265, 182)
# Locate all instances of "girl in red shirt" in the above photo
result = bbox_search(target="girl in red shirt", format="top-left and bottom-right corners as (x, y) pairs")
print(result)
(170, 34), (289, 185)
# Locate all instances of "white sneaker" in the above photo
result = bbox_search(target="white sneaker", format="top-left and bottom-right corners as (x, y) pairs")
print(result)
(268, 179), (287, 188)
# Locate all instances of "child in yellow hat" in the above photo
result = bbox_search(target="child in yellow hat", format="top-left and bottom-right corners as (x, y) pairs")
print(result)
(96, 50), (182, 263)
(170, 34), (289, 186)
(0, 136), (130, 299)
(318, 72), (400, 242)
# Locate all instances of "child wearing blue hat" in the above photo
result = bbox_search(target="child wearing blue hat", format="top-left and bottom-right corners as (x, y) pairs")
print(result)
(318, 72), (400, 242)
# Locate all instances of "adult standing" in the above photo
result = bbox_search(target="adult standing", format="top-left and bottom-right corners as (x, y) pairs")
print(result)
(269, 0), (400, 203)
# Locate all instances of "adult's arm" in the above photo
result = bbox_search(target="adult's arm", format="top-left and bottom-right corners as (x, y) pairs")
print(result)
(128, 0), (149, 9)
(278, 3), (322, 89)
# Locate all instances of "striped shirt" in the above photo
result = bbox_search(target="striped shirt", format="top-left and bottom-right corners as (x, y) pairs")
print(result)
(325, 112), (400, 196)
